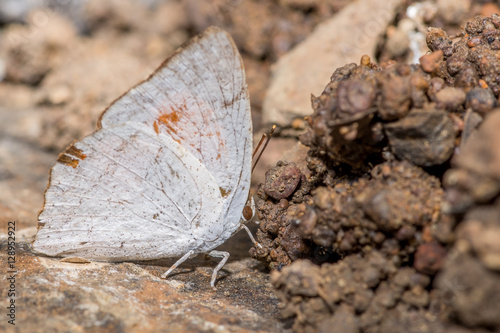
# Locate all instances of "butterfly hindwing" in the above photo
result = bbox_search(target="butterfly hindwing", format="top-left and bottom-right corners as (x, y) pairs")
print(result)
(35, 122), (224, 260)
(33, 27), (251, 259)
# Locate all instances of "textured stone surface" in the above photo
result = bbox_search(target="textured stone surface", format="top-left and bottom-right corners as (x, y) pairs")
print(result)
(384, 107), (456, 166)
(0, 229), (284, 332)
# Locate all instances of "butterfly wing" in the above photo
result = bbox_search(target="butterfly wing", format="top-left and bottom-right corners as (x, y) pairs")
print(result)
(33, 27), (252, 260)
(35, 122), (224, 260)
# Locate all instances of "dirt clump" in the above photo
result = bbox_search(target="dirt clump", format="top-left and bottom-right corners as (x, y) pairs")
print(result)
(251, 14), (500, 333)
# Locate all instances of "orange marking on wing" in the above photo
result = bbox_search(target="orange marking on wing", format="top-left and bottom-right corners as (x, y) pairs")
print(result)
(158, 110), (180, 124)
(57, 145), (87, 169)
(66, 145), (87, 160)
(156, 107), (182, 134)
(215, 131), (226, 148)
(154, 107), (183, 144)
(155, 103), (223, 156)
(57, 155), (79, 168)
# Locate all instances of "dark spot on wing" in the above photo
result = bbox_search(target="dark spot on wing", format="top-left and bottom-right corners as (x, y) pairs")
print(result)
(57, 144), (87, 169)
(220, 187), (231, 198)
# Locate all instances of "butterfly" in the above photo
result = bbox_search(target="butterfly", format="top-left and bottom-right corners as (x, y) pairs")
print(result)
(32, 26), (258, 289)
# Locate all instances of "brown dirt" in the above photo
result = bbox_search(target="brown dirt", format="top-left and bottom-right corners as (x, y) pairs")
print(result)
(250, 13), (500, 333)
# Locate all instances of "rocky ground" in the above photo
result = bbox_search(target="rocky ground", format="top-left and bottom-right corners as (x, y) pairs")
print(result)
(1, 0), (500, 332)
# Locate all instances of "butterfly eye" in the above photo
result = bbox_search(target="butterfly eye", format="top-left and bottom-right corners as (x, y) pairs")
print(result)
(242, 206), (253, 221)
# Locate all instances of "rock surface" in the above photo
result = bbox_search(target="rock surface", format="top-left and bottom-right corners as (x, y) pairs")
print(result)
(0, 233), (284, 332)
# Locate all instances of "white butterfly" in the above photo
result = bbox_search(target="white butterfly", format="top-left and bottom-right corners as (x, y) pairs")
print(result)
(32, 26), (258, 289)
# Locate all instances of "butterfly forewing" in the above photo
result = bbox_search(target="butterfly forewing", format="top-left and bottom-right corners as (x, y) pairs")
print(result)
(99, 27), (252, 241)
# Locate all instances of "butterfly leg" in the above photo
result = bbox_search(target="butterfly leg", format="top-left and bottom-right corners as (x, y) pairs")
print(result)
(161, 249), (195, 279)
(208, 250), (230, 290)
(241, 224), (262, 249)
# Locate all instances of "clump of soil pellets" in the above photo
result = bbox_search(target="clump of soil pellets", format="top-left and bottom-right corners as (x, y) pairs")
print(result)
(251, 14), (500, 333)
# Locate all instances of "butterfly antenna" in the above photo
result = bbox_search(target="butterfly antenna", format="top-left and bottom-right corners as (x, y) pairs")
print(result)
(252, 133), (266, 159)
(252, 125), (276, 173)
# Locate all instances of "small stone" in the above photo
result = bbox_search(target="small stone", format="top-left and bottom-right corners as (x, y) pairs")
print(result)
(414, 242), (447, 275)
(465, 87), (496, 115)
(263, 162), (302, 200)
(454, 64), (479, 90)
(433, 87), (466, 111)
(420, 50), (443, 73)
(384, 107), (456, 167)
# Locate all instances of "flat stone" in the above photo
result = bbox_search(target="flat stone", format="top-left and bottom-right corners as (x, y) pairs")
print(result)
(0, 230), (285, 332)
(384, 107), (456, 166)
